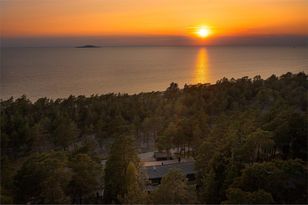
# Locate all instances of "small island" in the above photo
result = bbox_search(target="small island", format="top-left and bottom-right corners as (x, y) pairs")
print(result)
(76, 45), (100, 48)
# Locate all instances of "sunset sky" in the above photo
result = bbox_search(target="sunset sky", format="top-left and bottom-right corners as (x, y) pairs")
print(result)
(2, 0), (308, 46)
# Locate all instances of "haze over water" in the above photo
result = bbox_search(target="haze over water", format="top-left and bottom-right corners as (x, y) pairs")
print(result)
(1, 46), (307, 100)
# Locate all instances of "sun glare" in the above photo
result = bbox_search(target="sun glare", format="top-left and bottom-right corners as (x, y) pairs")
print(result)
(196, 26), (211, 38)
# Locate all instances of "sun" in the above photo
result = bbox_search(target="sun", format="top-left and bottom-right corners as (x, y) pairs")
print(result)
(196, 26), (211, 38)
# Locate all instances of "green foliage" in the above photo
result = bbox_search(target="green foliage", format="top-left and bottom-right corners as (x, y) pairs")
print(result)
(14, 151), (71, 204)
(156, 135), (173, 157)
(103, 136), (140, 203)
(199, 152), (229, 203)
(53, 116), (79, 149)
(30, 120), (50, 153)
(1, 72), (307, 204)
(150, 169), (198, 204)
(120, 162), (146, 204)
(164, 82), (180, 100)
(68, 154), (103, 204)
(156, 121), (178, 153)
(231, 160), (307, 203)
(224, 188), (274, 204)
(12, 151), (104, 204)
(239, 129), (275, 163)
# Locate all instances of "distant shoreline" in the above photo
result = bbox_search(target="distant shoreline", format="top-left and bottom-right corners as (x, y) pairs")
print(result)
(1, 72), (306, 103)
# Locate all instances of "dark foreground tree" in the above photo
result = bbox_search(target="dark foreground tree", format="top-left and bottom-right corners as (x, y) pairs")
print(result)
(14, 151), (70, 204)
(103, 135), (140, 203)
(150, 169), (198, 204)
(230, 160), (307, 204)
(120, 161), (146, 204)
(68, 154), (103, 204)
(224, 188), (274, 204)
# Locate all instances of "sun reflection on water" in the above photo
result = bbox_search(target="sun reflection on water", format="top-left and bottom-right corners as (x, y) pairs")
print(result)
(193, 47), (209, 84)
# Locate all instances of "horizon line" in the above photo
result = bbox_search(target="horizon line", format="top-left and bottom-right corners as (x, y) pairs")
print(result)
(2, 45), (308, 48)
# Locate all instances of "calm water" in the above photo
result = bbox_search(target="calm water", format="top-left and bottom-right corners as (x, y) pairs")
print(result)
(1, 46), (308, 100)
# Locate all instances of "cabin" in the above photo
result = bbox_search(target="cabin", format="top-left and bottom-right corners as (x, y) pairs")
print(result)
(144, 161), (196, 188)
(153, 151), (173, 161)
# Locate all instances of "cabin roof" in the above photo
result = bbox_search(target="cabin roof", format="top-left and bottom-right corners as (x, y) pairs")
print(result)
(154, 152), (170, 158)
(144, 161), (196, 179)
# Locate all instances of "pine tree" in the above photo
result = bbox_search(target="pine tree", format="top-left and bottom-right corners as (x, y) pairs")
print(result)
(103, 136), (140, 203)
(150, 169), (198, 204)
(120, 162), (146, 204)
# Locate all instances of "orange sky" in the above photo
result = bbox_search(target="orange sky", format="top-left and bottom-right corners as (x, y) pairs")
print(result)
(2, 0), (308, 38)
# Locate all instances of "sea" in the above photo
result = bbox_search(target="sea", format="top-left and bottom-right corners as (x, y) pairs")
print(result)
(1, 46), (307, 101)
